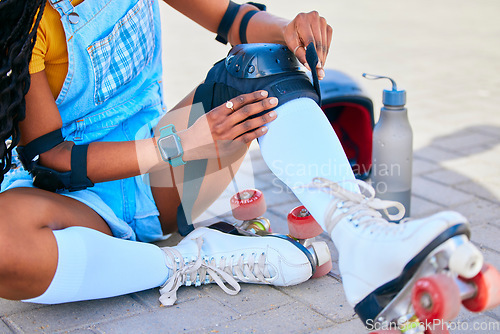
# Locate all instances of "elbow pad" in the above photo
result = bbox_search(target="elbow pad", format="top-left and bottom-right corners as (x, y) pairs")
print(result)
(17, 129), (94, 192)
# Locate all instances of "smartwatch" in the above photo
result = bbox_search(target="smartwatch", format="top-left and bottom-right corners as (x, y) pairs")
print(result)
(157, 125), (186, 167)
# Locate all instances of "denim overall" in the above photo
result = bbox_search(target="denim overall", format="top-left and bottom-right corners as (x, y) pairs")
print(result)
(2, 0), (165, 241)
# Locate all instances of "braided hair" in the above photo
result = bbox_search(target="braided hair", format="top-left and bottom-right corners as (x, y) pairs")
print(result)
(0, 0), (46, 184)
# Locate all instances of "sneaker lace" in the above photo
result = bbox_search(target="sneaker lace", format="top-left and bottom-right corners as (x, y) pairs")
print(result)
(159, 236), (273, 306)
(300, 177), (406, 235)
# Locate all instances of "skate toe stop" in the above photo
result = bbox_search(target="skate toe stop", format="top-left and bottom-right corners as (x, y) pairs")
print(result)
(311, 241), (331, 267)
(449, 242), (483, 279)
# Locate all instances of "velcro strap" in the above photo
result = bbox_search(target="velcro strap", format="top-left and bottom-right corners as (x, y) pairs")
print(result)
(239, 3), (266, 44)
(32, 165), (67, 193)
(239, 10), (259, 44)
(70, 144), (94, 191)
(271, 77), (314, 97)
(267, 76), (320, 109)
(305, 42), (322, 104)
(18, 128), (64, 169)
(216, 1), (241, 45)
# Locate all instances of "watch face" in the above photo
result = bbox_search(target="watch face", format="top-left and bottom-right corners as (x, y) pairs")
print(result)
(158, 135), (182, 160)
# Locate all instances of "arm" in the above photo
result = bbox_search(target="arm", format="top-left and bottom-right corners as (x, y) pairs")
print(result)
(163, 0), (333, 79)
(21, 71), (277, 184)
(163, 0), (285, 45)
(21, 71), (151, 183)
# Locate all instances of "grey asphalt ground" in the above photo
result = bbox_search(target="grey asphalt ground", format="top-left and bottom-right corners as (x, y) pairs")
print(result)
(1, 0), (500, 333)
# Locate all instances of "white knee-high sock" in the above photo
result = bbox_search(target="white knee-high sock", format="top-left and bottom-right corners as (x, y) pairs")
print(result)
(259, 98), (357, 229)
(24, 226), (169, 304)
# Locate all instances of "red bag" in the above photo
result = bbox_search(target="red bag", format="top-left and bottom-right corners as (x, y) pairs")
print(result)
(318, 69), (374, 179)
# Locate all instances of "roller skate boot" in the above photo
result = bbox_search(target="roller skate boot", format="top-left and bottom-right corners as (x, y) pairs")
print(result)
(159, 225), (321, 306)
(304, 177), (500, 333)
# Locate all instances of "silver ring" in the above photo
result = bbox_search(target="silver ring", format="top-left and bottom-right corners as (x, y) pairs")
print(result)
(226, 101), (235, 112)
(293, 45), (303, 55)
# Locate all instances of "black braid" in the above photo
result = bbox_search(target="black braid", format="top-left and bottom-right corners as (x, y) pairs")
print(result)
(0, 0), (46, 184)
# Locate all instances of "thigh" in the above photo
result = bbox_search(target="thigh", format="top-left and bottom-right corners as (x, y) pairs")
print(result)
(0, 187), (112, 235)
(0, 187), (111, 299)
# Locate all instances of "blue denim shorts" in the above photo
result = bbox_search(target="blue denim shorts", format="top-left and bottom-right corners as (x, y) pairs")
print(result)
(2, 170), (163, 242)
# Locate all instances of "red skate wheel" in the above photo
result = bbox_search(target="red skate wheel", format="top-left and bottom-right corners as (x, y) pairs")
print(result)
(230, 189), (266, 221)
(411, 274), (461, 322)
(287, 206), (324, 240)
(462, 263), (500, 312)
(311, 260), (333, 278)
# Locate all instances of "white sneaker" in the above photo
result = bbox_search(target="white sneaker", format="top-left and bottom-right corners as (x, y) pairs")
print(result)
(159, 226), (315, 306)
(303, 177), (473, 323)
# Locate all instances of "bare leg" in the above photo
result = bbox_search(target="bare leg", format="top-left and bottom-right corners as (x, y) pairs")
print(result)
(0, 187), (111, 299)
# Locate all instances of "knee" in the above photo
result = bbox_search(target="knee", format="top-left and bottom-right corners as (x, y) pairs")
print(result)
(0, 191), (35, 275)
(206, 43), (320, 109)
(0, 189), (66, 261)
(0, 189), (59, 279)
(0, 189), (43, 248)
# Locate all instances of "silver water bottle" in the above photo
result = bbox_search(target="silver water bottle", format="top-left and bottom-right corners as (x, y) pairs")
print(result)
(363, 74), (412, 219)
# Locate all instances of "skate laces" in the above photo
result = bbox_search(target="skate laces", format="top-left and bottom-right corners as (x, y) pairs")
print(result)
(159, 236), (274, 306)
(301, 177), (406, 235)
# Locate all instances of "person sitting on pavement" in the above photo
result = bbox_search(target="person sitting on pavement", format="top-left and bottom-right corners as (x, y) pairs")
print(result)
(0, 0), (476, 329)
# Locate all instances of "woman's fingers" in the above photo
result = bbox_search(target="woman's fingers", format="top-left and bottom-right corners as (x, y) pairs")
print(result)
(308, 11), (324, 68)
(228, 96), (278, 127)
(228, 109), (277, 141)
(325, 22), (333, 63)
(284, 11), (333, 80)
(285, 13), (314, 71)
(209, 91), (278, 140)
(235, 125), (269, 144)
(219, 90), (268, 115)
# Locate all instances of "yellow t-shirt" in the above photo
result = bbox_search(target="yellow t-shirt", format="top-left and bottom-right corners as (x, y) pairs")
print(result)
(29, 0), (84, 99)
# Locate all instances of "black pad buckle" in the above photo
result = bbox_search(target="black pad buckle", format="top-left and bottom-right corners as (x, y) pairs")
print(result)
(17, 128), (64, 171)
(305, 42), (322, 105)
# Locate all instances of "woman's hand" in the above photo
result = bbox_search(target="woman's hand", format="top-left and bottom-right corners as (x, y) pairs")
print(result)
(179, 90), (278, 160)
(283, 11), (333, 80)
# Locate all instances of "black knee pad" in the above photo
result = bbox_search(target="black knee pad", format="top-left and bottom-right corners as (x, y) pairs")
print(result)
(200, 43), (320, 115)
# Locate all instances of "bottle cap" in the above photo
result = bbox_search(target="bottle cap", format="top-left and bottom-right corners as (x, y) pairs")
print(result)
(383, 88), (406, 106)
(363, 73), (406, 107)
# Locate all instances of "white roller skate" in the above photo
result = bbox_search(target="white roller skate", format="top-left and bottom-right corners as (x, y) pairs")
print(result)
(304, 177), (500, 333)
(159, 225), (323, 306)
(228, 188), (332, 278)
